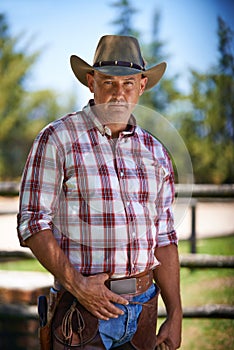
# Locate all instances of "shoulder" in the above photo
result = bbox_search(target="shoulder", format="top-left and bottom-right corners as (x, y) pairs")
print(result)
(35, 111), (85, 142)
(29, 112), (87, 160)
(40, 111), (81, 133)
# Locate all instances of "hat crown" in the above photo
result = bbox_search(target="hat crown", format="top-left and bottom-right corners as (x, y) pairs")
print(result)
(70, 35), (166, 90)
(93, 35), (145, 68)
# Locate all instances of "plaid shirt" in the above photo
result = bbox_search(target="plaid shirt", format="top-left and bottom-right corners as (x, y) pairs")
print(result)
(17, 101), (177, 277)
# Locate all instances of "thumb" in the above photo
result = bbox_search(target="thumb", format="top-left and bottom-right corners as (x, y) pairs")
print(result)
(156, 322), (168, 346)
(93, 272), (111, 286)
(99, 272), (110, 282)
(156, 333), (165, 347)
(87, 272), (110, 286)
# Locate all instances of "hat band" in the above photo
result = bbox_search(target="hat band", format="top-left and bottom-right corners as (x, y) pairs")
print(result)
(93, 60), (145, 71)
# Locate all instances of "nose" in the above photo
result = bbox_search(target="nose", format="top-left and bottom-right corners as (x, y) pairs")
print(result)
(112, 82), (124, 99)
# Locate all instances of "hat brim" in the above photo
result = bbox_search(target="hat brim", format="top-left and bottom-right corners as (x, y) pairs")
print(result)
(70, 55), (166, 90)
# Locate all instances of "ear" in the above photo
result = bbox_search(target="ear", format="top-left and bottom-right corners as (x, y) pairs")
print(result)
(86, 73), (95, 93)
(139, 76), (148, 96)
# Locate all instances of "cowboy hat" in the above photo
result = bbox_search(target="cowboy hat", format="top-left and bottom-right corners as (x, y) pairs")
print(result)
(70, 35), (166, 90)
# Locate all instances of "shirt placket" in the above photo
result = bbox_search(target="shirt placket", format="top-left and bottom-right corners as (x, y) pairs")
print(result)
(115, 136), (138, 275)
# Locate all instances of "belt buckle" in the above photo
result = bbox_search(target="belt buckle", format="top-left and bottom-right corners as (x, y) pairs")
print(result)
(110, 278), (137, 295)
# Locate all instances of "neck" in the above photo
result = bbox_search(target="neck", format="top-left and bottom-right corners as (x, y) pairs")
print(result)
(90, 99), (134, 138)
(107, 122), (128, 138)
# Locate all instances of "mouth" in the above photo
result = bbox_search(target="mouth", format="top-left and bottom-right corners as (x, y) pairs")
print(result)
(107, 102), (129, 109)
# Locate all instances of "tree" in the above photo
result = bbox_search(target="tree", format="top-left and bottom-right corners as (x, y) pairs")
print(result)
(109, 2), (188, 183)
(217, 17), (234, 142)
(0, 14), (76, 180)
(110, 0), (139, 37)
(139, 10), (181, 113)
(178, 17), (234, 184)
(110, 2), (181, 122)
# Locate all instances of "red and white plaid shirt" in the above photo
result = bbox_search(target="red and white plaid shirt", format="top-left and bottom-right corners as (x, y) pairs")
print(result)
(17, 101), (177, 277)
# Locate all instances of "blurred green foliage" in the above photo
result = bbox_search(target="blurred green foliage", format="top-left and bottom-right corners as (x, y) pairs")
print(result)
(0, 14), (76, 180)
(0, 4), (234, 184)
(178, 18), (234, 184)
(112, 1), (234, 184)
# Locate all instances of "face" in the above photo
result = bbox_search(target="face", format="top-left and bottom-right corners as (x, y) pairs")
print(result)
(86, 71), (148, 128)
(87, 71), (148, 105)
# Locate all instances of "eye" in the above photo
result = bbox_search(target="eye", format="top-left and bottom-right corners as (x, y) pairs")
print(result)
(104, 80), (113, 85)
(124, 80), (135, 90)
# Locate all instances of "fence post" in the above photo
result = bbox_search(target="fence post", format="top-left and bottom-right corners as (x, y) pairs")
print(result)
(190, 198), (197, 254)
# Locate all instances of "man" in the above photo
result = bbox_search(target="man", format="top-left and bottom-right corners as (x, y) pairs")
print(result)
(17, 35), (182, 349)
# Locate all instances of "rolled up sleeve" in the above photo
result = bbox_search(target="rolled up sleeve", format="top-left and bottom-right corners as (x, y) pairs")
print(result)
(155, 167), (178, 248)
(17, 127), (63, 245)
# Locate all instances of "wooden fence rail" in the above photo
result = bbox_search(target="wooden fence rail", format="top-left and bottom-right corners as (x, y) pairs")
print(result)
(179, 254), (234, 268)
(1, 182), (234, 197)
(0, 303), (233, 321)
(158, 305), (234, 319)
(1, 251), (234, 268)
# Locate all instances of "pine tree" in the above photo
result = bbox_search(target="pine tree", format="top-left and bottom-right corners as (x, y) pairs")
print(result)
(178, 17), (234, 184)
(110, 3), (181, 120)
(110, 0), (139, 37)
(0, 14), (76, 180)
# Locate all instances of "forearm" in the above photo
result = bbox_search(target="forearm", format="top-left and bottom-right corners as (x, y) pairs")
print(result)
(25, 230), (128, 320)
(25, 229), (83, 295)
(154, 244), (182, 316)
(154, 244), (182, 349)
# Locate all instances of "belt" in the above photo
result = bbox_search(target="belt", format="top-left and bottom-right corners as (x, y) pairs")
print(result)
(54, 270), (154, 296)
(105, 269), (154, 296)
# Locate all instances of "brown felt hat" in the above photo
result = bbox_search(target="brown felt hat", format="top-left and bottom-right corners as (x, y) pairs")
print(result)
(70, 35), (166, 90)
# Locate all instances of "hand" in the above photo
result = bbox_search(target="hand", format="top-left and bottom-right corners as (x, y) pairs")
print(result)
(155, 313), (182, 350)
(75, 273), (129, 320)
(25, 233), (128, 321)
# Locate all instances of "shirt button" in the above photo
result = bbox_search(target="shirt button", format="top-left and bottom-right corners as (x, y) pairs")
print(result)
(132, 232), (136, 239)
(120, 171), (124, 177)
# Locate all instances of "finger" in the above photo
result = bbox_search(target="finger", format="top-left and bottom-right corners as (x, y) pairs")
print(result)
(162, 342), (170, 350)
(91, 274), (129, 306)
(156, 325), (167, 346)
(93, 302), (124, 320)
(156, 343), (169, 350)
(156, 334), (166, 347)
(103, 299), (126, 316)
(93, 309), (110, 321)
(86, 296), (125, 319)
(107, 289), (129, 305)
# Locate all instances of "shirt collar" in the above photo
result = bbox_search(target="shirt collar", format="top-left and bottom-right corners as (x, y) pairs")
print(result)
(82, 99), (136, 137)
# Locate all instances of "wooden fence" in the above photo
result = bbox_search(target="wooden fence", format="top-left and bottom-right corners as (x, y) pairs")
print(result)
(0, 183), (233, 348)
(0, 254), (233, 349)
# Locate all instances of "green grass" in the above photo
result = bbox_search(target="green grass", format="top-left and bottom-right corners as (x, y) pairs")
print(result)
(0, 258), (46, 272)
(178, 234), (234, 255)
(180, 319), (234, 350)
(159, 235), (234, 349)
(0, 235), (233, 349)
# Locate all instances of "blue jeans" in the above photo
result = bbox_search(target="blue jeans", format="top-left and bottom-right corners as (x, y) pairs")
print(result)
(99, 283), (157, 349)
